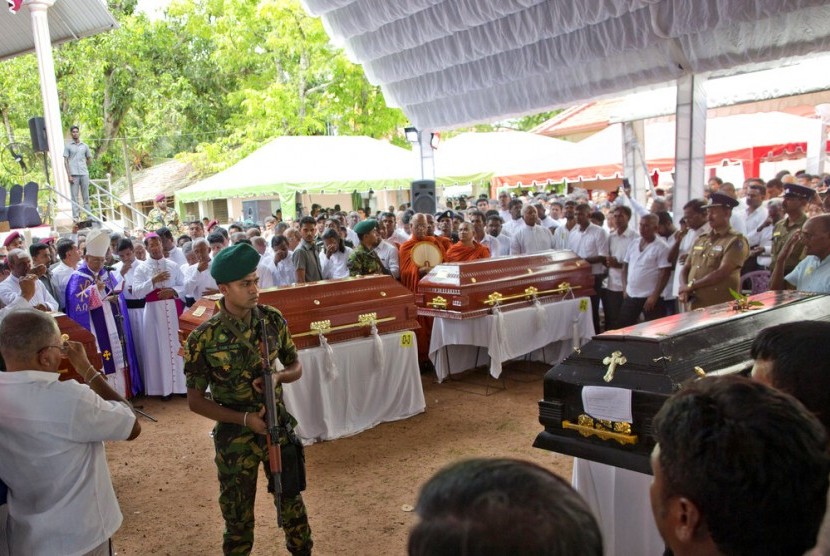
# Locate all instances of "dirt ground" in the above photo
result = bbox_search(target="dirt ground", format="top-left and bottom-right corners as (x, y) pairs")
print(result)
(106, 362), (573, 555)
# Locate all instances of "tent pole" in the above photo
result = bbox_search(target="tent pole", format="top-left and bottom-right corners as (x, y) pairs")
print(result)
(672, 73), (708, 219)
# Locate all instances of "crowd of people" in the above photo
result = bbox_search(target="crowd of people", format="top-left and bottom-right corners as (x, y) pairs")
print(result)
(1, 167), (830, 554)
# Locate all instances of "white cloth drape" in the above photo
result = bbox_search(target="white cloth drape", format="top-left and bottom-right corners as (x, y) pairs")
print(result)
(302, 0), (830, 129)
(429, 297), (595, 382)
(282, 331), (425, 443)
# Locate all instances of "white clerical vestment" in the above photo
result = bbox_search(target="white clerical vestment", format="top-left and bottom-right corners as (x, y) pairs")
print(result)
(133, 257), (186, 396)
(114, 261), (146, 376)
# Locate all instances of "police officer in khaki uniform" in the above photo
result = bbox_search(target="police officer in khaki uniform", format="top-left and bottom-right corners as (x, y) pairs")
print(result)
(679, 193), (750, 310)
(770, 183), (814, 280)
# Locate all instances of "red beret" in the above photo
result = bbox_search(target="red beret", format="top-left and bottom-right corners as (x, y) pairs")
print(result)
(3, 231), (21, 248)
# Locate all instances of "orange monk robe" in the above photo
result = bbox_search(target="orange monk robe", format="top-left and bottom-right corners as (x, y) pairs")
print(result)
(399, 235), (447, 361)
(445, 241), (490, 262)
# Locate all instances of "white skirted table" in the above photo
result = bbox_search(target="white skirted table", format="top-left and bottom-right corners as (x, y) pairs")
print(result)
(428, 297), (595, 382)
(572, 459), (665, 556)
(282, 330), (425, 444)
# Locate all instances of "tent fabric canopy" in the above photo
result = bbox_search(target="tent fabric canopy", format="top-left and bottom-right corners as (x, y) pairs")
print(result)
(302, 0), (830, 130)
(175, 136), (415, 206)
(434, 131), (576, 186)
(0, 0), (117, 62)
(494, 112), (829, 186)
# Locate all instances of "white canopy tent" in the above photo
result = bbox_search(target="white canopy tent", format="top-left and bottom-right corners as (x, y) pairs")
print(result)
(175, 135), (415, 219)
(302, 0), (830, 131)
(434, 131), (577, 186)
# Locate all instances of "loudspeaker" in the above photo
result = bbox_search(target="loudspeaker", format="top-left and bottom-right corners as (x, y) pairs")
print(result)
(411, 179), (436, 214)
(28, 117), (48, 153)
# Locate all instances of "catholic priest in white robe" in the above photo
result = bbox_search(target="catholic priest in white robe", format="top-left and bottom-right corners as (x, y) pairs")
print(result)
(133, 232), (187, 400)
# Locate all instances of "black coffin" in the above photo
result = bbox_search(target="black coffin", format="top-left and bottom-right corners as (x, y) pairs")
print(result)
(533, 291), (830, 474)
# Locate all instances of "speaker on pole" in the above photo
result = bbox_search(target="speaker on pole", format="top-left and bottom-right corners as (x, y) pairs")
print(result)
(411, 179), (436, 214)
(28, 117), (48, 153)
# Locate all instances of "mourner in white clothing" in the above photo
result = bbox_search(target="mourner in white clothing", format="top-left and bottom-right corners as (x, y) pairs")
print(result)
(618, 214), (672, 327)
(0, 249), (58, 311)
(113, 238), (147, 383)
(51, 238), (81, 312)
(374, 239), (400, 278)
(257, 235), (296, 288)
(483, 215), (511, 257)
(183, 238), (219, 299)
(603, 206), (639, 331)
(132, 233), (187, 399)
(158, 227), (187, 267)
(510, 205), (558, 255)
(668, 199), (710, 304)
(319, 229), (352, 280)
(567, 204), (609, 333)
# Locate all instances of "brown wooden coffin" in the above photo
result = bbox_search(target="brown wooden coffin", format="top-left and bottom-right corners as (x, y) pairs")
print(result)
(179, 275), (420, 350)
(53, 313), (103, 383)
(533, 291), (830, 474)
(415, 250), (595, 319)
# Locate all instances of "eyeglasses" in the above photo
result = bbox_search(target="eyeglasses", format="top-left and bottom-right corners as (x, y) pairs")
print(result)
(38, 344), (67, 355)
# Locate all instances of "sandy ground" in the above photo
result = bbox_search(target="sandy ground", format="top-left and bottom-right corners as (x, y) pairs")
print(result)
(106, 362), (573, 555)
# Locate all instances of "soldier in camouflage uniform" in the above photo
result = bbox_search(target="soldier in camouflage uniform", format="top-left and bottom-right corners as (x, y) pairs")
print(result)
(145, 193), (182, 234)
(184, 243), (313, 556)
(347, 219), (389, 276)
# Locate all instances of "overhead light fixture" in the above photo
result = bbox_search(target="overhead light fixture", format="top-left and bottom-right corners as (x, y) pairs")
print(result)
(404, 126), (419, 143)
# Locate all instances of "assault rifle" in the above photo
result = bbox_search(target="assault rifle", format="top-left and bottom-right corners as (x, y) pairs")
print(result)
(259, 317), (284, 527)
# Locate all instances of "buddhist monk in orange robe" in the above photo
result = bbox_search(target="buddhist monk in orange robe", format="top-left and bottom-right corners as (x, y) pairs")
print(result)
(445, 222), (490, 262)
(399, 213), (447, 366)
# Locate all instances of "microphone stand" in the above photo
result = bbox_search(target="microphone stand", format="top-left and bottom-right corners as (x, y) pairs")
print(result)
(106, 268), (157, 422)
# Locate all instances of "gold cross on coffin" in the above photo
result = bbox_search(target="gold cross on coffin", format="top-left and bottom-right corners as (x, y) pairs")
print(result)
(602, 351), (627, 382)
(102, 350), (112, 361)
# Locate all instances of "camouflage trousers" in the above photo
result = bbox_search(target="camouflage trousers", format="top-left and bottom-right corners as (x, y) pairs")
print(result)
(213, 422), (313, 555)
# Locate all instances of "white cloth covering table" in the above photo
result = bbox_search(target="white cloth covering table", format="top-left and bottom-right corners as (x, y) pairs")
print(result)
(282, 330), (425, 444)
(572, 459), (665, 556)
(428, 297), (595, 382)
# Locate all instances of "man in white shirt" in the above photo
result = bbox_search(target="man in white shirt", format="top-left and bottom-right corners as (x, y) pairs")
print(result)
(567, 204), (609, 333)
(618, 214), (672, 327)
(184, 238), (219, 300)
(319, 228), (352, 280)
(739, 181), (770, 273)
(603, 206), (639, 331)
(771, 214), (830, 293)
(0, 249), (58, 311)
(159, 226), (187, 266)
(552, 200), (578, 249)
(373, 237), (400, 278)
(510, 205), (558, 255)
(534, 202), (559, 232)
(0, 309), (140, 556)
(257, 235), (296, 288)
(502, 199), (524, 237)
(483, 214), (511, 257)
(51, 238), (81, 312)
(497, 191), (512, 223)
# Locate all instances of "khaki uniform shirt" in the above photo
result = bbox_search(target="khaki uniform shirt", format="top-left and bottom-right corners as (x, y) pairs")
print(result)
(771, 213), (807, 276)
(685, 227), (749, 309)
(145, 206), (181, 234)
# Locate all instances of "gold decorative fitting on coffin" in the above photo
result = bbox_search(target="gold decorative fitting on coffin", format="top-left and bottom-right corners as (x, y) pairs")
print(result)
(293, 315), (396, 338)
(313, 299), (321, 305)
(379, 291), (387, 297)
(470, 277), (477, 283)
(310, 320), (331, 333)
(482, 283), (580, 305)
(602, 350), (627, 382)
(358, 312), (377, 326)
(428, 296), (448, 309)
(562, 414), (638, 446)
(694, 366), (706, 377)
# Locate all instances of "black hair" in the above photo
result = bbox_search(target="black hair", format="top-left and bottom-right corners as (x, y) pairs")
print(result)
(157, 227), (174, 241)
(683, 198), (707, 214)
(116, 238), (133, 252)
(29, 243), (49, 258)
(271, 235), (288, 249)
(299, 216), (316, 227)
(613, 205), (632, 218)
(409, 458), (602, 556)
(750, 321), (830, 433)
(56, 238), (76, 261)
(207, 232), (225, 245)
(653, 376), (829, 556)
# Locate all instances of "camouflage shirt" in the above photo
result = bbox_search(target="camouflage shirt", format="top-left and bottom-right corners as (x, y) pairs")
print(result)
(145, 206), (181, 233)
(347, 244), (387, 276)
(183, 301), (298, 428)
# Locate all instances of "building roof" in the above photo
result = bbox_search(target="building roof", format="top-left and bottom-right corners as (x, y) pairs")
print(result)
(0, 0), (117, 62)
(112, 159), (197, 204)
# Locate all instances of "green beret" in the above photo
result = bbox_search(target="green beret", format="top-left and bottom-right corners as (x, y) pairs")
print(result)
(210, 243), (260, 284)
(353, 219), (378, 237)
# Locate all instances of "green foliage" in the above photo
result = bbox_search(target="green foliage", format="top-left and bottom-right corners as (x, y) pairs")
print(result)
(0, 0), (408, 186)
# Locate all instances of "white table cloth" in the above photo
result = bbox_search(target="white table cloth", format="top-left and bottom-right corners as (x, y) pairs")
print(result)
(428, 298), (595, 382)
(282, 331), (425, 443)
(572, 459), (665, 556)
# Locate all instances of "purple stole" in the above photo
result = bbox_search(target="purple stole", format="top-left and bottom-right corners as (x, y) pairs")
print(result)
(65, 263), (144, 395)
